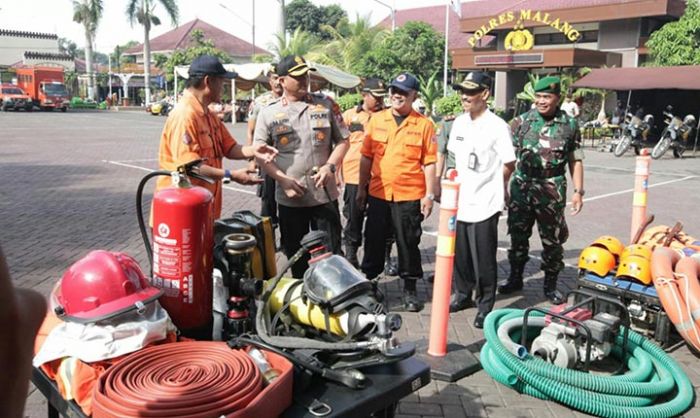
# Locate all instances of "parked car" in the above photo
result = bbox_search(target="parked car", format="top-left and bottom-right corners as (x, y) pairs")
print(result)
(0, 84), (33, 111)
(148, 99), (173, 116)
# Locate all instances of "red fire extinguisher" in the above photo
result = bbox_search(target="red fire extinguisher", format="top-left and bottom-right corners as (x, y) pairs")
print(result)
(137, 160), (214, 339)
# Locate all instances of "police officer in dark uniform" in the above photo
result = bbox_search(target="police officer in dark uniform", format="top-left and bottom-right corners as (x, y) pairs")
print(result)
(498, 76), (585, 304)
(254, 55), (350, 278)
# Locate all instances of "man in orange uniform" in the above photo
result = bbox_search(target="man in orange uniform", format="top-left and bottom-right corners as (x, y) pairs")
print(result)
(157, 55), (278, 220)
(340, 78), (387, 268)
(357, 72), (438, 312)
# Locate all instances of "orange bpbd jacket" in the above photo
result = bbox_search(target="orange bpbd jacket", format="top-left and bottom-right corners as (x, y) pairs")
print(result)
(360, 109), (437, 202)
(156, 90), (238, 220)
(33, 313), (179, 416)
(341, 105), (372, 185)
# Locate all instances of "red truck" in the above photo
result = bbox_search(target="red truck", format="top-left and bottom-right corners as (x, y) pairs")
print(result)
(16, 66), (70, 112)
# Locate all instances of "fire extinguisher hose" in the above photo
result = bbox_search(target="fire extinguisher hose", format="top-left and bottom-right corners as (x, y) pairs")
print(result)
(92, 341), (263, 418)
(136, 170), (171, 269)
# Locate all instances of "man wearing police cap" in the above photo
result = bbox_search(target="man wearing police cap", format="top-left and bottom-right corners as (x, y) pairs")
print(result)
(498, 75), (585, 305)
(254, 55), (350, 278)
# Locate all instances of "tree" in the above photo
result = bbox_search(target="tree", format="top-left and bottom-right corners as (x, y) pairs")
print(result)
(646, 0), (700, 66)
(417, 70), (441, 117)
(58, 38), (79, 59)
(315, 13), (389, 74)
(269, 27), (319, 58)
(72, 0), (103, 100)
(356, 21), (446, 82)
(285, 0), (347, 40)
(126, 0), (178, 106)
(161, 30), (230, 87)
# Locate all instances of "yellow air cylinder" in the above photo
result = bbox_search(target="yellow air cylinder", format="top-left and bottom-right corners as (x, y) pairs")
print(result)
(267, 277), (348, 336)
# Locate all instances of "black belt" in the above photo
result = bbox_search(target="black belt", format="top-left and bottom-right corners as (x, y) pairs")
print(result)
(517, 164), (566, 179)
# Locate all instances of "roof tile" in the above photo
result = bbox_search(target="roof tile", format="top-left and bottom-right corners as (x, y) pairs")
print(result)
(125, 18), (269, 58)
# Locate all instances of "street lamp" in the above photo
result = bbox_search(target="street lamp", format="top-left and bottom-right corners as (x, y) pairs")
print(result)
(373, 0), (395, 31)
(219, 2), (255, 58)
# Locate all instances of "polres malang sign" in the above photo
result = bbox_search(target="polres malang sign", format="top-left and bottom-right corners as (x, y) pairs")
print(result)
(468, 9), (582, 48)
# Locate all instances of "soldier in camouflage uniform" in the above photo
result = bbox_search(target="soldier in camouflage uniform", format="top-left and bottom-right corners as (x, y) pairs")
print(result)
(497, 76), (585, 304)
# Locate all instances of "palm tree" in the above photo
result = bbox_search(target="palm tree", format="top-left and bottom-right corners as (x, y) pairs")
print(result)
(269, 28), (318, 58)
(417, 70), (442, 118)
(315, 14), (388, 74)
(126, 0), (178, 106)
(72, 0), (103, 100)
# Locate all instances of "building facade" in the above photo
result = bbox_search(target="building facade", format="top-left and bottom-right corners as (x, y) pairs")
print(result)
(451, 0), (685, 110)
(0, 29), (74, 72)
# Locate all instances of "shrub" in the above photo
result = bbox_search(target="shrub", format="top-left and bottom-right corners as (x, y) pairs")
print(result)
(336, 93), (362, 112)
(434, 94), (462, 117)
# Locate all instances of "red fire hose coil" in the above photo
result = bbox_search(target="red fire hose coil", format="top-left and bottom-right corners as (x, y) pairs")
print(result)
(92, 341), (263, 418)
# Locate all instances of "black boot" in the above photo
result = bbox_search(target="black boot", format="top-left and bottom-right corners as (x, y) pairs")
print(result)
(402, 281), (423, 312)
(345, 244), (359, 268)
(543, 273), (565, 305)
(498, 264), (524, 294)
(384, 241), (398, 276)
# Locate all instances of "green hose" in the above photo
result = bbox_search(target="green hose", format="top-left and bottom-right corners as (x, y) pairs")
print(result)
(481, 309), (695, 418)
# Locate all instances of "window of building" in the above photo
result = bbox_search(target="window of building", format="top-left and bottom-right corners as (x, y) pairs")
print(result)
(640, 18), (663, 37)
(534, 30), (598, 46)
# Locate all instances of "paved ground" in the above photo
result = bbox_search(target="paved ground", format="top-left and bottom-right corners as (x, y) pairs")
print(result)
(2, 109), (700, 417)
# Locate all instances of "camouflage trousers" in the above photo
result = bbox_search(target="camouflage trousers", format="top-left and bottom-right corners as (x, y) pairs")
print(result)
(507, 174), (569, 274)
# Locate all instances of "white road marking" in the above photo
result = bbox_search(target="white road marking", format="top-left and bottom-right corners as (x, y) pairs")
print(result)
(423, 174), (698, 235)
(575, 175), (697, 204)
(102, 160), (257, 195)
(586, 164), (692, 178)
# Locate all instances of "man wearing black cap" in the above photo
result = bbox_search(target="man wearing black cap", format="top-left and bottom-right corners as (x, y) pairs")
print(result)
(339, 78), (389, 268)
(253, 55), (350, 278)
(356, 72), (438, 312)
(247, 63), (283, 225)
(446, 72), (516, 329)
(156, 54), (278, 220)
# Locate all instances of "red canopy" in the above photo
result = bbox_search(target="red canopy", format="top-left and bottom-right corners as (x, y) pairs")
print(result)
(573, 66), (700, 90)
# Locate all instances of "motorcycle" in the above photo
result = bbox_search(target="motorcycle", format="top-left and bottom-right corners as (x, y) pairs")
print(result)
(614, 111), (654, 157)
(651, 106), (696, 159)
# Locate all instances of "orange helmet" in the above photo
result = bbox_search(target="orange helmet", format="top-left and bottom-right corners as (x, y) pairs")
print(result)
(578, 246), (617, 277)
(51, 251), (162, 323)
(620, 244), (652, 261)
(615, 254), (652, 285)
(591, 236), (624, 258)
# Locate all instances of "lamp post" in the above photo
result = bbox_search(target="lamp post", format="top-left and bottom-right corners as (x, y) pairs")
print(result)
(374, 0), (395, 31)
(219, 2), (255, 58)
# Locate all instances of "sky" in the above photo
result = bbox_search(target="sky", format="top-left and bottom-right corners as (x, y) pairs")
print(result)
(0, 0), (455, 54)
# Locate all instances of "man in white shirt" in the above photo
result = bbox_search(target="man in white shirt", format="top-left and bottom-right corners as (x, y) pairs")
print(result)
(445, 72), (516, 329)
(560, 94), (580, 119)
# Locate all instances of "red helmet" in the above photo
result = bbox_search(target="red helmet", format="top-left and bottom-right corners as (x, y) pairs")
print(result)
(52, 250), (162, 323)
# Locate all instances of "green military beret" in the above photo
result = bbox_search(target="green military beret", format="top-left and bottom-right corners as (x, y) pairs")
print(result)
(534, 76), (561, 94)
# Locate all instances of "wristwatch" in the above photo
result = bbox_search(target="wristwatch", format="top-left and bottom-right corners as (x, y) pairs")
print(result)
(326, 163), (336, 173)
(426, 194), (435, 201)
(573, 188), (585, 196)
(223, 169), (231, 184)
